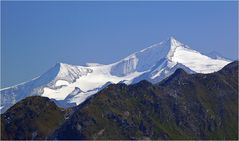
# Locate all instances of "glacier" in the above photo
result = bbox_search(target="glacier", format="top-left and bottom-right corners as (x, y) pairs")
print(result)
(0, 37), (231, 113)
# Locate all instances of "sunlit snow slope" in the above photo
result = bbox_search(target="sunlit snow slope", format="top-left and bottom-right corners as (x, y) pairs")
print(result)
(0, 37), (231, 113)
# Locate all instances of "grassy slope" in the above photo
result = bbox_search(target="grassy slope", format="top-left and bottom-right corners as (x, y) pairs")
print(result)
(1, 96), (66, 140)
(52, 61), (238, 140)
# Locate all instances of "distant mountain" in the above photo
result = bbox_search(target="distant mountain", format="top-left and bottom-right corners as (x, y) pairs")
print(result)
(205, 51), (232, 61)
(0, 37), (231, 113)
(1, 61), (237, 140)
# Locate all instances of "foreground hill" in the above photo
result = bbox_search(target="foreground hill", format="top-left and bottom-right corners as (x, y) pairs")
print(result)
(1, 61), (238, 140)
(1, 96), (68, 140)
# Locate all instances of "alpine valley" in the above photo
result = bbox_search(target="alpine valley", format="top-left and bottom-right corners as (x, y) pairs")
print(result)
(0, 37), (231, 113)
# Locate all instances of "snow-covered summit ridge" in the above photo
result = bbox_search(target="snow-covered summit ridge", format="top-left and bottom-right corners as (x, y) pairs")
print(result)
(110, 36), (206, 77)
(1, 36), (230, 91)
(52, 62), (92, 83)
(85, 63), (104, 67)
(205, 51), (232, 61)
(0, 36), (231, 113)
(110, 37), (175, 77)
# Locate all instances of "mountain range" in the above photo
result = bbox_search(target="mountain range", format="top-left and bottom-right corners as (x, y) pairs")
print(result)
(1, 61), (238, 140)
(0, 37), (231, 113)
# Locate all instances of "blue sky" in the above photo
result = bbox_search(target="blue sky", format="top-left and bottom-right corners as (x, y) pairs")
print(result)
(1, 1), (238, 88)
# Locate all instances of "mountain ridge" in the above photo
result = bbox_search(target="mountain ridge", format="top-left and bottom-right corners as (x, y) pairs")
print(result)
(0, 37), (231, 113)
(2, 61), (237, 140)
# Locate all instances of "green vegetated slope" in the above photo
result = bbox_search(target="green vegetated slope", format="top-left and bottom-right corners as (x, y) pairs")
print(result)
(1, 96), (68, 140)
(1, 61), (238, 140)
(52, 61), (238, 140)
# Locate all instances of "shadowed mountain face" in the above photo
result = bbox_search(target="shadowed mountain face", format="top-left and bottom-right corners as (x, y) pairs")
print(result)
(1, 61), (238, 140)
(51, 61), (238, 140)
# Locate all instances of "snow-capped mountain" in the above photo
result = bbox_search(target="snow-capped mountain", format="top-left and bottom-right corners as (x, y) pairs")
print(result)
(0, 37), (231, 113)
(205, 51), (232, 61)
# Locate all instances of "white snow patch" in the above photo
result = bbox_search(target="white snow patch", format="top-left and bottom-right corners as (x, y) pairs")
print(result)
(41, 64), (144, 101)
(85, 63), (104, 67)
(55, 80), (70, 87)
(172, 46), (230, 73)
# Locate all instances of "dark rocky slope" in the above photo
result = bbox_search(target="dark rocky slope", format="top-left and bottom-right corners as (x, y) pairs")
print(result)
(51, 61), (238, 140)
(1, 61), (238, 140)
(1, 96), (68, 140)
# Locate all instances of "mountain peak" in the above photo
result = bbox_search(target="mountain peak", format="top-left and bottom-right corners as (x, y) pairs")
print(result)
(53, 62), (71, 71)
(55, 62), (73, 68)
(168, 36), (184, 48)
(111, 36), (194, 75)
(45, 62), (93, 84)
(169, 36), (176, 42)
(166, 37), (184, 60)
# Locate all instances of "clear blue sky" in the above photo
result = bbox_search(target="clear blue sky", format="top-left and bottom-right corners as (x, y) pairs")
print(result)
(1, 1), (238, 88)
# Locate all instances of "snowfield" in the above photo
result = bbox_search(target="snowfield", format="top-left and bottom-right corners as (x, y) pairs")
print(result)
(0, 37), (231, 113)
(41, 63), (144, 101)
